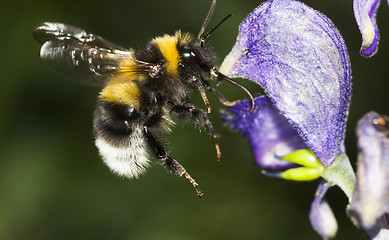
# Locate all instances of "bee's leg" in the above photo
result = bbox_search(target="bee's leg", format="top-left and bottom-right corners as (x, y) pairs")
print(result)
(202, 80), (239, 107)
(143, 117), (203, 197)
(170, 103), (222, 161)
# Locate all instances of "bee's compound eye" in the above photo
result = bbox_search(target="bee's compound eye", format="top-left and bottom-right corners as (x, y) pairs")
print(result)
(182, 50), (196, 59)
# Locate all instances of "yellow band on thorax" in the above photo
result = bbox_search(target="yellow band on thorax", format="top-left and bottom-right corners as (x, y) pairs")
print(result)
(153, 34), (180, 75)
(153, 31), (192, 76)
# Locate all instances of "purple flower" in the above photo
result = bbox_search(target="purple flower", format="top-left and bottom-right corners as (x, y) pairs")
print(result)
(353, 0), (388, 57)
(221, 0), (355, 238)
(220, 0), (351, 168)
(348, 112), (389, 238)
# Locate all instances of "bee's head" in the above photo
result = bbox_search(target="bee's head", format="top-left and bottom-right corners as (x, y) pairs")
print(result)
(177, 0), (255, 112)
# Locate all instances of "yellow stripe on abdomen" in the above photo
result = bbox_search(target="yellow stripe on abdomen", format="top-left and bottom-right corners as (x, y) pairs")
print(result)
(99, 81), (141, 109)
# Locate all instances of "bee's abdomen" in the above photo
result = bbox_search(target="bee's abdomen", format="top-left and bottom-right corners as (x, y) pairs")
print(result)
(93, 101), (150, 178)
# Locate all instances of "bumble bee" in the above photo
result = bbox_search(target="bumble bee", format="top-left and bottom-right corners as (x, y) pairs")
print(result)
(33, 0), (254, 197)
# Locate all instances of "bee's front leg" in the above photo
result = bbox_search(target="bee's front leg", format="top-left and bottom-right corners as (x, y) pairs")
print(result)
(169, 103), (222, 161)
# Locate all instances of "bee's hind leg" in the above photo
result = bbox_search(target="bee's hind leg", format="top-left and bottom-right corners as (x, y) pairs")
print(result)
(142, 115), (204, 197)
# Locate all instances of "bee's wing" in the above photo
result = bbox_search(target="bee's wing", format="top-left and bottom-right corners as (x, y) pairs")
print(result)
(34, 22), (133, 85)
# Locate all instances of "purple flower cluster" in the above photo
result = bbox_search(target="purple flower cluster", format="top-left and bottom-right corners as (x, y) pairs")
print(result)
(220, 0), (389, 238)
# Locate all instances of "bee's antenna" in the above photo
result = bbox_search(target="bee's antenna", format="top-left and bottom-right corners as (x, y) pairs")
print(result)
(200, 14), (232, 48)
(197, 0), (232, 48)
(198, 0), (217, 40)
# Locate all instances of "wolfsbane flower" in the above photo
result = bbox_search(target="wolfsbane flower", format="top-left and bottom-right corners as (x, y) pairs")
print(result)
(220, 0), (352, 168)
(221, 0), (355, 238)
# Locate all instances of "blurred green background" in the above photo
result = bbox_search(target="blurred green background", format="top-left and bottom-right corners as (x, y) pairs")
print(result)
(0, 0), (388, 239)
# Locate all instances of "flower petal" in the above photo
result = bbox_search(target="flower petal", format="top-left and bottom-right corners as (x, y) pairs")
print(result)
(363, 216), (389, 240)
(310, 181), (338, 239)
(353, 0), (381, 57)
(349, 112), (389, 229)
(223, 96), (307, 170)
(220, 0), (351, 167)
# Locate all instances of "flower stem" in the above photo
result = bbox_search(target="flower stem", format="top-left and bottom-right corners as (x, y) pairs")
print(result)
(322, 153), (356, 201)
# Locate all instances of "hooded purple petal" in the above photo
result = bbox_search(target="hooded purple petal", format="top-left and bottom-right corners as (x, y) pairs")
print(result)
(220, 0), (351, 167)
(349, 112), (389, 229)
(353, 0), (381, 57)
(223, 96), (308, 170)
(310, 181), (338, 239)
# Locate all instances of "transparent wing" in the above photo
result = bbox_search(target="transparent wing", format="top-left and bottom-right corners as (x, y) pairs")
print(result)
(34, 22), (128, 52)
(34, 22), (134, 85)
